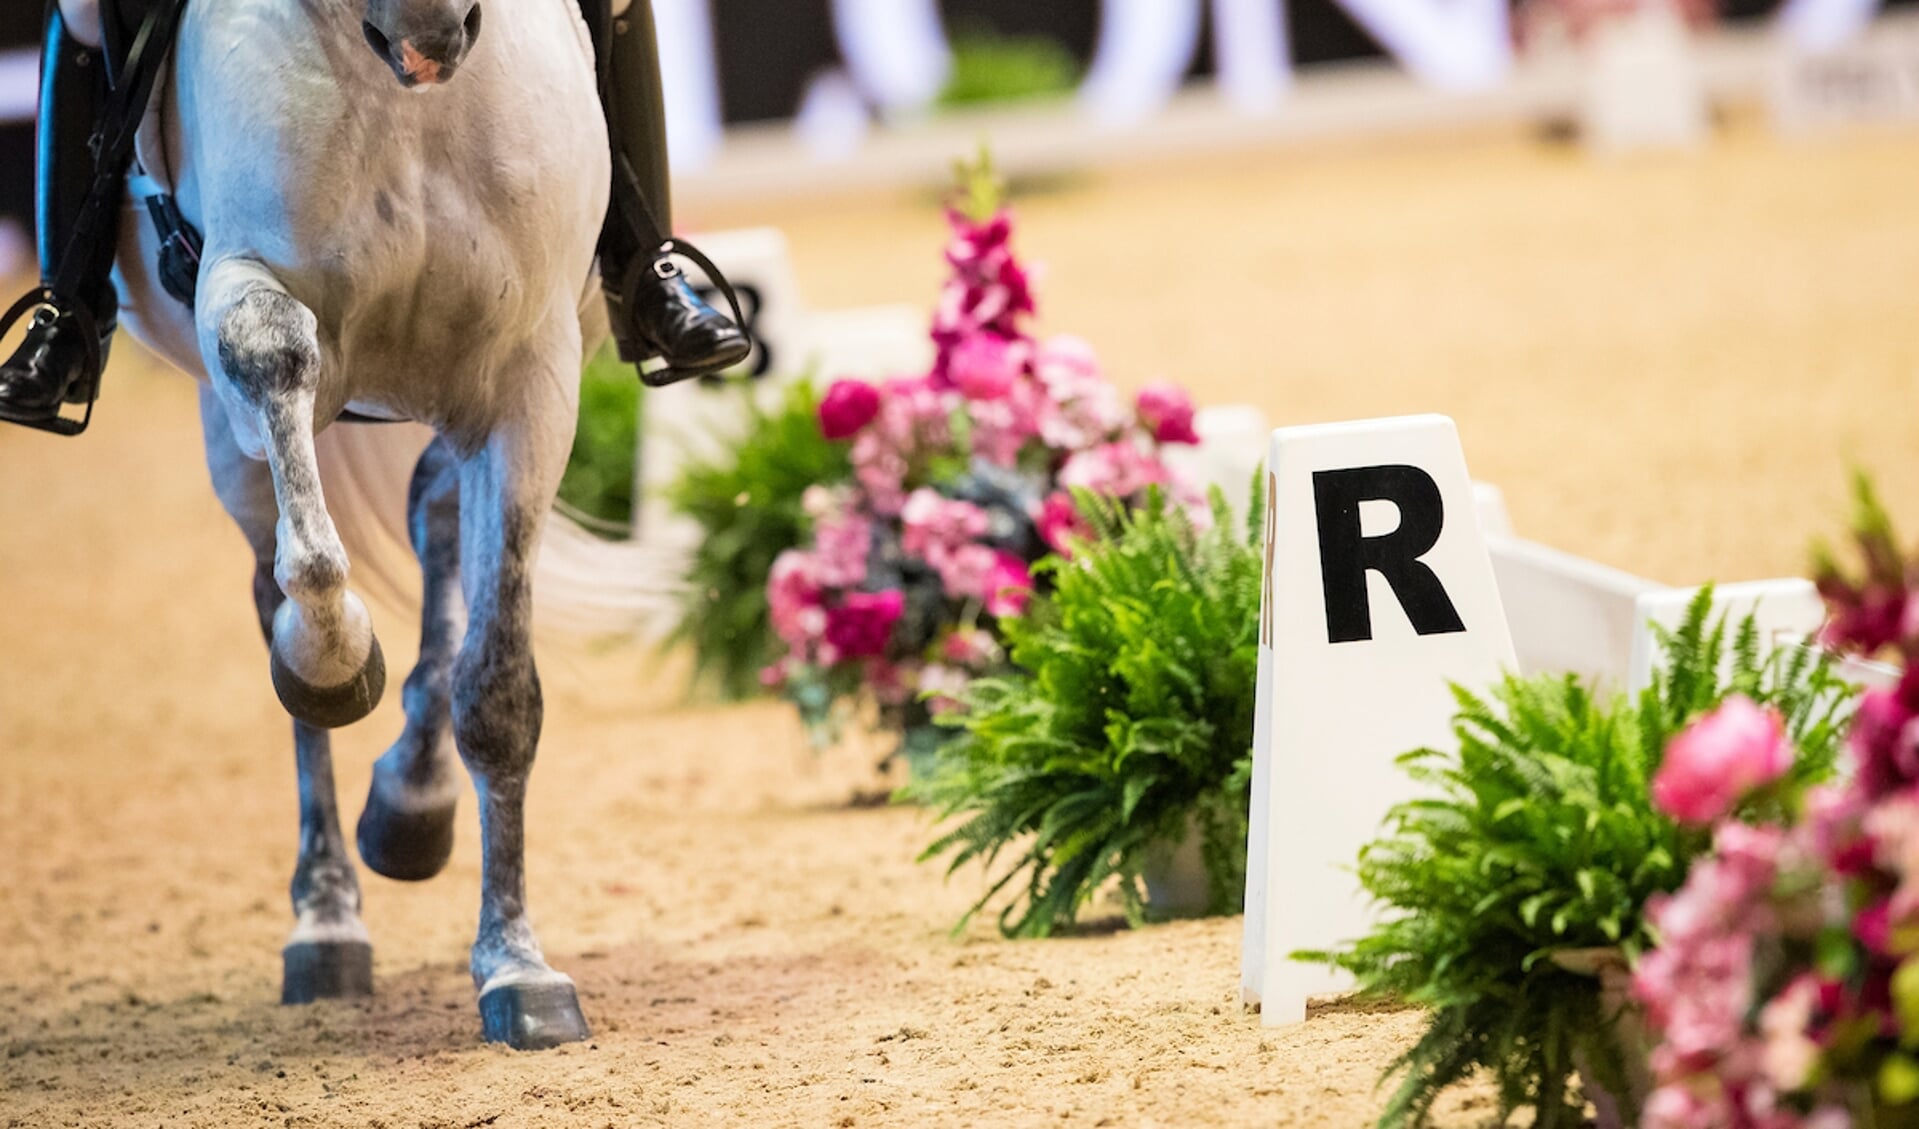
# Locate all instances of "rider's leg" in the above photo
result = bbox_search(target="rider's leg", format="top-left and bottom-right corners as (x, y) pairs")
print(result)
(586, 0), (749, 386)
(0, 1), (120, 428)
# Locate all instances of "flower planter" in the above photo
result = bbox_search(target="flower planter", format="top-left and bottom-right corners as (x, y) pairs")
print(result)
(895, 722), (956, 785)
(1549, 947), (1654, 1129)
(1140, 815), (1214, 918)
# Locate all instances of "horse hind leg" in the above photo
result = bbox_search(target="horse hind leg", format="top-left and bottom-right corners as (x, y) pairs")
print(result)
(200, 258), (385, 729)
(358, 438), (465, 882)
(199, 386), (373, 1003)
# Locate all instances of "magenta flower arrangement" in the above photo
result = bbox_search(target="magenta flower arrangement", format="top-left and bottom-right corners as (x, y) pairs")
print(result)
(761, 162), (1203, 753)
(1634, 480), (1919, 1129)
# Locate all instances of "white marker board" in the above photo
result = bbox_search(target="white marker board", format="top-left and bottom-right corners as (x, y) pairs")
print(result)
(1242, 415), (1517, 1026)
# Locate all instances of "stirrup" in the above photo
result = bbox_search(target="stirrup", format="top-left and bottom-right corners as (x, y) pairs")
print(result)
(0, 288), (103, 438)
(620, 238), (753, 386)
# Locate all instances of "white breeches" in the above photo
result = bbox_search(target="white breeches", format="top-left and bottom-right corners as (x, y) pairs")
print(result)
(57, 0), (105, 49)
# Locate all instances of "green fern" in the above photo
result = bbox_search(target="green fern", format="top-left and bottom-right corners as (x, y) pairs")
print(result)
(558, 343), (644, 530)
(1297, 587), (1857, 1129)
(664, 378), (853, 699)
(906, 481), (1265, 937)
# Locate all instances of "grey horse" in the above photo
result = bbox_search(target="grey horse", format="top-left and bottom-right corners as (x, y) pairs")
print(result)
(77, 0), (616, 1049)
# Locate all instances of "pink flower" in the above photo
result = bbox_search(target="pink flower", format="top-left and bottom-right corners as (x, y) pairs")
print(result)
(818, 379), (880, 440)
(851, 432), (910, 517)
(812, 512), (872, 588)
(767, 551), (825, 649)
(1850, 685), (1919, 800)
(931, 542), (1000, 602)
(1641, 1083), (1711, 1129)
(1652, 696), (1792, 825)
(949, 334), (1025, 402)
(984, 552), (1033, 618)
(1809, 784), (1875, 876)
(941, 628), (1002, 668)
(968, 378), (1048, 466)
(1136, 381), (1200, 445)
(1059, 441), (1170, 500)
(863, 658), (912, 706)
(823, 589), (904, 659)
(1034, 337), (1129, 450)
(1036, 492), (1092, 555)
(931, 207), (1037, 388)
(901, 490), (991, 558)
(918, 662), (971, 716)
(1759, 976), (1822, 1090)
(1855, 898), (1894, 954)
(1816, 584), (1907, 655)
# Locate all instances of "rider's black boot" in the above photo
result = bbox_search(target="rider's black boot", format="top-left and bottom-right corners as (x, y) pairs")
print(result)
(0, 5), (119, 435)
(585, 0), (749, 387)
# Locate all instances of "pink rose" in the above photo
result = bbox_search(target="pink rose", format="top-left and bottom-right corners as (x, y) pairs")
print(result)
(818, 379), (881, 440)
(823, 589), (905, 659)
(949, 334), (1024, 402)
(1652, 696), (1792, 825)
(1036, 491), (1091, 555)
(1136, 381), (1200, 445)
(984, 552), (1033, 618)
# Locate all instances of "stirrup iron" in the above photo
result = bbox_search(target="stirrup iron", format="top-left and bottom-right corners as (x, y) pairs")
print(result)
(620, 236), (752, 386)
(0, 288), (104, 438)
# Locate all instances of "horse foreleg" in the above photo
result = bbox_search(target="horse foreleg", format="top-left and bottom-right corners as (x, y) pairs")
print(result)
(199, 385), (372, 1003)
(452, 341), (589, 1051)
(199, 258), (386, 730)
(358, 438), (466, 882)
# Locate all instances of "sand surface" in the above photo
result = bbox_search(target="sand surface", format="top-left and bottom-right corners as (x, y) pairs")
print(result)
(5, 117), (1919, 1127)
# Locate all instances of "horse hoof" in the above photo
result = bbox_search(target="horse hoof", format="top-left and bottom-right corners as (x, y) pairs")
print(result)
(282, 940), (374, 1003)
(270, 635), (386, 729)
(479, 980), (591, 1050)
(356, 787), (456, 882)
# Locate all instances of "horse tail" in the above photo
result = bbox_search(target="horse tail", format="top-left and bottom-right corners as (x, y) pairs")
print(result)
(313, 421), (687, 642)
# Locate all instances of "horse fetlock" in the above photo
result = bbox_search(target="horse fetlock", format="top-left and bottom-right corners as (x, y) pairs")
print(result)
(470, 922), (554, 995)
(291, 851), (363, 922)
(270, 600), (387, 729)
(373, 734), (462, 807)
(271, 592), (374, 684)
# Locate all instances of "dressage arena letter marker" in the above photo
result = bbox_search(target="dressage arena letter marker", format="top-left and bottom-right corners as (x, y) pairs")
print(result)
(1241, 415), (1516, 1027)
(1313, 465), (1467, 644)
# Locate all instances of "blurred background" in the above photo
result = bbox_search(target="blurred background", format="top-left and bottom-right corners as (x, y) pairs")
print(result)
(5, 0), (1915, 223)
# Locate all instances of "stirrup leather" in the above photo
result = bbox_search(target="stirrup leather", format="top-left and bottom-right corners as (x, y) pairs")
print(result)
(0, 288), (105, 437)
